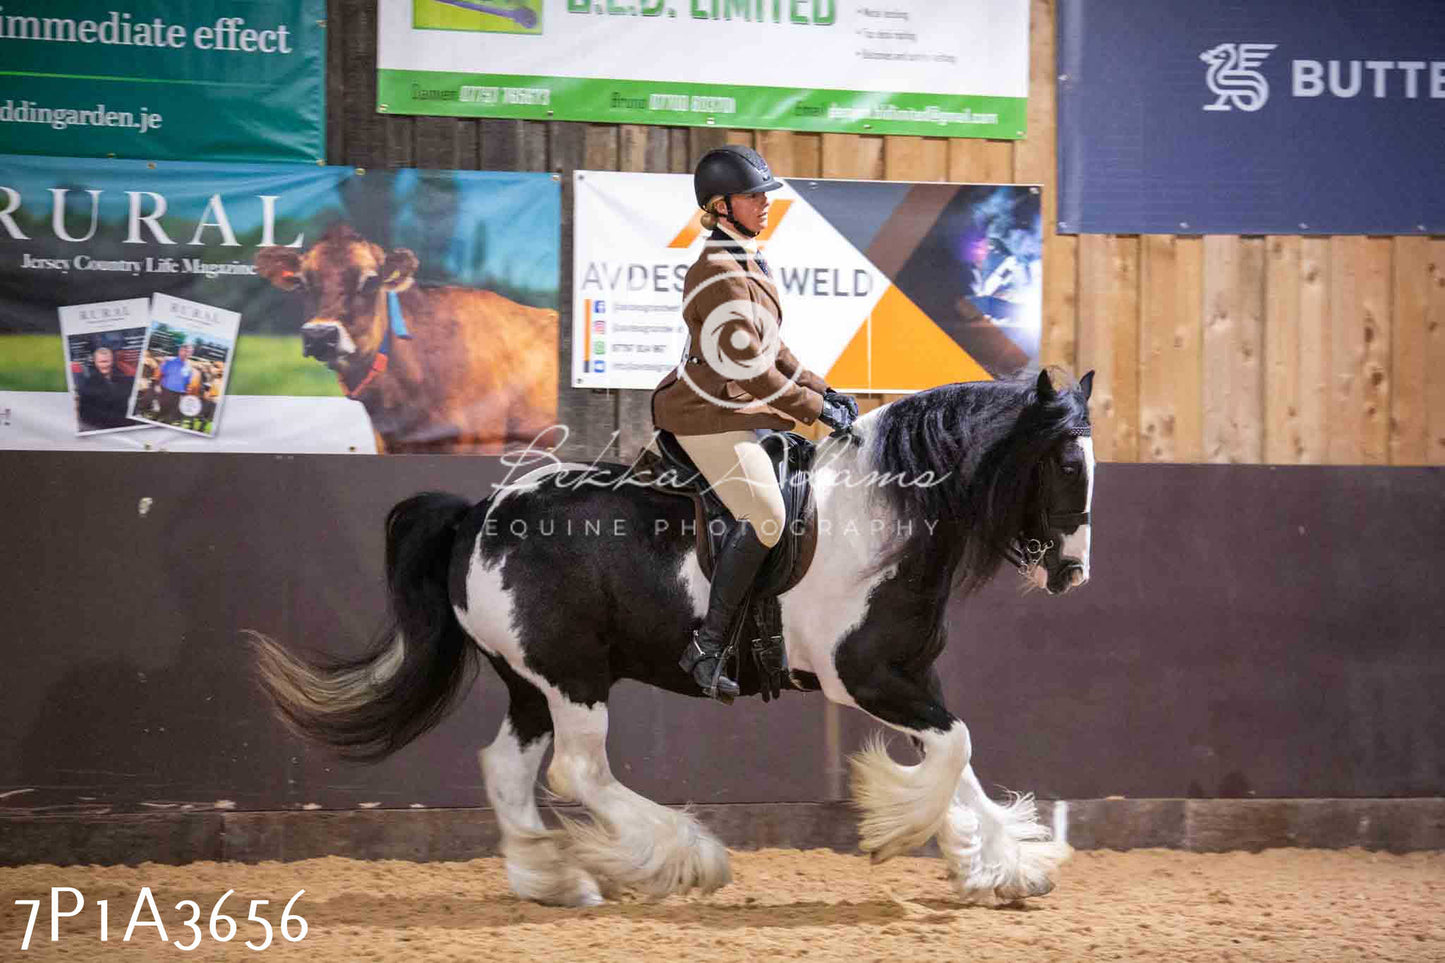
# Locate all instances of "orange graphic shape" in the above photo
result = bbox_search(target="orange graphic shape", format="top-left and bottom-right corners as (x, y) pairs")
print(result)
(666, 199), (793, 248)
(824, 285), (992, 391)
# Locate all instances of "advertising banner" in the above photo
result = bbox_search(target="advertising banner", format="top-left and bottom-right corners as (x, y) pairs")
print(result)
(1057, 0), (1445, 235)
(572, 170), (1041, 392)
(0, 0), (325, 163)
(377, 0), (1029, 138)
(0, 155), (560, 453)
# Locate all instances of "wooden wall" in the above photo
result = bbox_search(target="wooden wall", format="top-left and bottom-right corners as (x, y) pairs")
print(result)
(328, 0), (1444, 466)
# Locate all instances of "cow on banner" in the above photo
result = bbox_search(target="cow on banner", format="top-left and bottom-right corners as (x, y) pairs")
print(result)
(256, 225), (558, 454)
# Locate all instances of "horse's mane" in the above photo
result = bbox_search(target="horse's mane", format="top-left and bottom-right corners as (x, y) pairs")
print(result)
(866, 367), (1091, 597)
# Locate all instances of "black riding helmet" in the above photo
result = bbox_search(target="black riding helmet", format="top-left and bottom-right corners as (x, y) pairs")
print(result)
(694, 145), (783, 237)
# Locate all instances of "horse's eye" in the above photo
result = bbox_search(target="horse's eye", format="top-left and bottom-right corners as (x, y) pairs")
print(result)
(1061, 465), (1078, 477)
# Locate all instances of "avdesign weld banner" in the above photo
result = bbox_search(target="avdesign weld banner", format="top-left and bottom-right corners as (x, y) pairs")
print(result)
(571, 171), (1041, 392)
(1058, 0), (1445, 235)
(0, 0), (325, 163)
(377, 0), (1029, 138)
(0, 155), (560, 453)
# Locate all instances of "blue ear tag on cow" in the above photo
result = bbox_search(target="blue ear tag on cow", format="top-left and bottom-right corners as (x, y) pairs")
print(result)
(388, 290), (412, 340)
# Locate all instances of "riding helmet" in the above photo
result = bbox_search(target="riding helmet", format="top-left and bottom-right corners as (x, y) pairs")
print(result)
(693, 145), (783, 209)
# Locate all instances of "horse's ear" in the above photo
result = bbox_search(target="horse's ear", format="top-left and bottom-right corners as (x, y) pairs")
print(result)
(1079, 370), (1095, 401)
(1036, 368), (1057, 402)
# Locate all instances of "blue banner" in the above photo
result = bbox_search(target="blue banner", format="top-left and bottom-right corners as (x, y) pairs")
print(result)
(1057, 0), (1445, 235)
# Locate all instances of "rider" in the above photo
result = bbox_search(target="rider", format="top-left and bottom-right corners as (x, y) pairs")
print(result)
(651, 145), (859, 701)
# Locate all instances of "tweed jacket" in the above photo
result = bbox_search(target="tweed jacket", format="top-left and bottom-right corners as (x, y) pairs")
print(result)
(652, 233), (828, 436)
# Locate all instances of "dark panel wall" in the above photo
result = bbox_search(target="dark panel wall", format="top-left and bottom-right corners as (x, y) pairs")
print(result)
(1, 454), (1440, 816)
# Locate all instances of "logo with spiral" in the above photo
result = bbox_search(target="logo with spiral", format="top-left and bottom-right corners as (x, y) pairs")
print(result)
(677, 266), (799, 410)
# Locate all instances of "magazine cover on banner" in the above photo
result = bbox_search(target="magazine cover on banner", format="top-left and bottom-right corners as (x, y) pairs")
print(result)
(572, 171), (1042, 392)
(0, 156), (561, 453)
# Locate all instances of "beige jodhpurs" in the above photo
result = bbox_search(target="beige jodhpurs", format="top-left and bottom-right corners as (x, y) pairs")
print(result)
(674, 430), (786, 548)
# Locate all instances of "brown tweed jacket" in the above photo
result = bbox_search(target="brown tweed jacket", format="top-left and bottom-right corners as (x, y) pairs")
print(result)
(651, 238), (828, 436)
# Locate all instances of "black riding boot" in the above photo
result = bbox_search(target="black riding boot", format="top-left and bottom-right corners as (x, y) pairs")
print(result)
(680, 520), (772, 700)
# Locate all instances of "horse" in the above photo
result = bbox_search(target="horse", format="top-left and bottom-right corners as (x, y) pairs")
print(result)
(249, 367), (1096, 907)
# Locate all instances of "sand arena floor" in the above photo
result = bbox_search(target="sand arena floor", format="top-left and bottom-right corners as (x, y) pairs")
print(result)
(1, 847), (1441, 961)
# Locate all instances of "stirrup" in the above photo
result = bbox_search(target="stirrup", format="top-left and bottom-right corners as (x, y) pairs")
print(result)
(680, 635), (738, 704)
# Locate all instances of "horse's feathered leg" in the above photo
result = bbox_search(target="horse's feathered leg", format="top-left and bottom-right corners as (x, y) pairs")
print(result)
(546, 697), (731, 898)
(480, 656), (602, 907)
(941, 764), (1069, 904)
(841, 666), (972, 863)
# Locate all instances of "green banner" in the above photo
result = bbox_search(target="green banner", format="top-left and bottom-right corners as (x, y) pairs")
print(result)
(378, 71), (1026, 139)
(376, 0), (1030, 139)
(0, 0), (324, 163)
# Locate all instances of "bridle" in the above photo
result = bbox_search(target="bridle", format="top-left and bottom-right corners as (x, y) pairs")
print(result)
(1004, 424), (1092, 576)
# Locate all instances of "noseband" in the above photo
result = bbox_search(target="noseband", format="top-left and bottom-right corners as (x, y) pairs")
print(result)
(1004, 424), (1091, 575)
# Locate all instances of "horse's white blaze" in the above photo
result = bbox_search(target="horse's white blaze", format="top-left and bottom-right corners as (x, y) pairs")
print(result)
(1059, 436), (1094, 583)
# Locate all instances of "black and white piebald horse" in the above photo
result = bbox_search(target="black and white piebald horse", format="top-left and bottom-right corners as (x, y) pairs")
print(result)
(251, 368), (1095, 907)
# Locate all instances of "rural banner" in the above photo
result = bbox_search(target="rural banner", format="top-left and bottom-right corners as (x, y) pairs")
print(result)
(0, 155), (561, 453)
(377, 0), (1029, 138)
(0, 0), (325, 163)
(1057, 0), (1445, 234)
(571, 170), (1042, 391)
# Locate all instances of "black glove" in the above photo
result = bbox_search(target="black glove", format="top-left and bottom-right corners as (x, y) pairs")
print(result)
(819, 395), (856, 434)
(824, 388), (859, 420)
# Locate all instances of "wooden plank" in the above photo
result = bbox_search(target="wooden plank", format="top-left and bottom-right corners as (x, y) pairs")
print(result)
(413, 116), (462, 170)
(884, 137), (948, 182)
(756, 130), (796, 176)
(1292, 237), (1332, 464)
(323, 2), (343, 164)
(340, 0), (385, 168)
(479, 119), (523, 171)
(668, 126), (691, 173)
(1263, 237), (1304, 463)
(1201, 236), (1265, 463)
(1014, 0), (1075, 372)
(551, 122), (616, 460)
(521, 121), (548, 172)
(724, 129), (755, 148)
(792, 133), (823, 178)
(385, 116), (414, 168)
(689, 126), (730, 164)
(583, 124), (619, 172)
(821, 134), (884, 180)
(1328, 236), (1392, 465)
(1389, 236), (1430, 465)
(1077, 234), (1140, 462)
(1430, 239), (1445, 466)
(947, 139), (1014, 184)
(620, 124), (667, 176)
(1139, 235), (1203, 462)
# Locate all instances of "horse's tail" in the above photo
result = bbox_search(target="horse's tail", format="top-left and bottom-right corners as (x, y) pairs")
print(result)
(248, 491), (478, 761)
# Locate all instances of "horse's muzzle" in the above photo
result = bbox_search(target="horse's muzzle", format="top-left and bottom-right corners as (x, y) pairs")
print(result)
(1047, 561), (1088, 595)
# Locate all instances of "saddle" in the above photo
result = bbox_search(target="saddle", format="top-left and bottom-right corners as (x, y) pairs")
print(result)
(632, 429), (820, 701)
